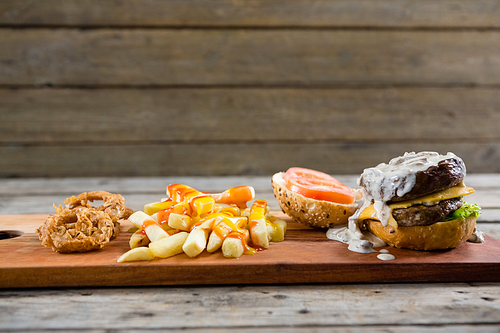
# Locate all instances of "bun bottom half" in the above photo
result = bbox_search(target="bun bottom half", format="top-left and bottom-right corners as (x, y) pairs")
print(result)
(272, 172), (360, 229)
(366, 216), (477, 250)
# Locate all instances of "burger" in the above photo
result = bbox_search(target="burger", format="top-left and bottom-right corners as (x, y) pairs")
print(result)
(355, 151), (481, 250)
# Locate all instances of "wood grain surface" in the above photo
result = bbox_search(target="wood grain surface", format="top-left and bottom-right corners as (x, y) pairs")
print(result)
(1, 283), (499, 331)
(2, 29), (500, 86)
(2, 213), (499, 288)
(2, 0), (500, 177)
(2, 87), (500, 176)
(2, 0), (500, 28)
(3, 88), (500, 143)
(3, 142), (500, 177)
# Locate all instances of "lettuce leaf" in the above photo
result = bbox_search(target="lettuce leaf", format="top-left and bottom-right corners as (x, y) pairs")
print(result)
(442, 202), (481, 221)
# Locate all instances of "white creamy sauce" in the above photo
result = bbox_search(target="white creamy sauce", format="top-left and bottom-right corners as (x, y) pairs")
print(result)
(468, 229), (485, 243)
(327, 151), (462, 254)
(360, 151), (459, 227)
(377, 249), (395, 260)
(377, 253), (396, 261)
(348, 240), (376, 253)
(326, 222), (385, 254)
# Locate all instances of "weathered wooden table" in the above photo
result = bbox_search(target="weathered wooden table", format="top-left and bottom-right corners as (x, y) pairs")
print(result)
(1, 175), (499, 331)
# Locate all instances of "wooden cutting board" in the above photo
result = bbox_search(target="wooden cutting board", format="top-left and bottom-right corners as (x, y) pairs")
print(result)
(1, 213), (499, 288)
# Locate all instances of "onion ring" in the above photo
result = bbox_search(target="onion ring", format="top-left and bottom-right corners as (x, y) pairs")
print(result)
(63, 190), (133, 223)
(37, 207), (115, 253)
(37, 191), (134, 253)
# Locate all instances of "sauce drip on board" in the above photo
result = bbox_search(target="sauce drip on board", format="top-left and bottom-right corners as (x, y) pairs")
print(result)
(377, 253), (396, 261)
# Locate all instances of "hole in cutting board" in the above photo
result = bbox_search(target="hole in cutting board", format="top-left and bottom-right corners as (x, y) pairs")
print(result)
(0, 230), (24, 240)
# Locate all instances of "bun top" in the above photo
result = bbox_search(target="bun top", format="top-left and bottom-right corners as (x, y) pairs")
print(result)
(358, 151), (465, 204)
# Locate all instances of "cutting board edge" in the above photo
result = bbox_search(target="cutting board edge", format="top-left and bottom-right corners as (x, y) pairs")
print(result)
(2, 261), (500, 289)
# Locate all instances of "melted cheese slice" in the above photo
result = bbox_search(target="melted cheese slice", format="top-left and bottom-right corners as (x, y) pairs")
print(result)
(358, 184), (475, 229)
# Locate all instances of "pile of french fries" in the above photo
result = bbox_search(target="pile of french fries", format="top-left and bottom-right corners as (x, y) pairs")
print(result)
(117, 184), (287, 262)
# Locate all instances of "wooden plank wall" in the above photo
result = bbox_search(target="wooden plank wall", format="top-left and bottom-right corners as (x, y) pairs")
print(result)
(1, 0), (500, 177)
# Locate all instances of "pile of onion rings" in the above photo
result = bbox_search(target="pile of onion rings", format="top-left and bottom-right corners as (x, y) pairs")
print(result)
(37, 191), (133, 253)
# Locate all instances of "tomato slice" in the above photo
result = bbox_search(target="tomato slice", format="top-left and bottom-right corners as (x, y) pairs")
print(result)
(283, 167), (354, 204)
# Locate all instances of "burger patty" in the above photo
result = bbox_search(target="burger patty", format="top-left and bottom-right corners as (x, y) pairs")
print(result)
(391, 198), (463, 227)
(390, 158), (465, 202)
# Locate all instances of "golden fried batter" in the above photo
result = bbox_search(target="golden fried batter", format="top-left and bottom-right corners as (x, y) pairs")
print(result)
(37, 191), (134, 253)
(37, 207), (114, 253)
(63, 191), (133, 223)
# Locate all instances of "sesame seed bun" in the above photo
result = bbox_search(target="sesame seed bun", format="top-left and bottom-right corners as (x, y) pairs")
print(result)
(271, 172), (360, 228)
(365, 215), (477, 250)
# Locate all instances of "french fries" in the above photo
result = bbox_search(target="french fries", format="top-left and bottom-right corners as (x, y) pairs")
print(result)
(182, 227), (210, 258)
(168, 213), (192, 231)
(267, 215), (287, 242)
(222, 236), (245, 258)
(249, 200), (270, 249)
(118, 184), (287, 262)
(117, 246), (154, 263)
(129, 230), (150, 249)
(149, 232), (189, 258)
(144, 200), (173, 215)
